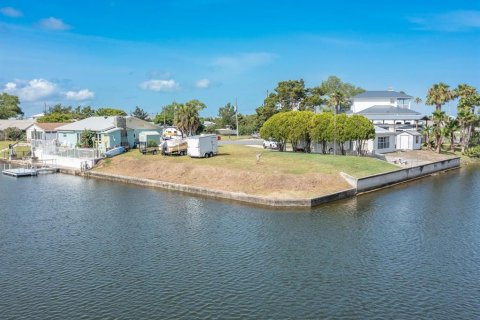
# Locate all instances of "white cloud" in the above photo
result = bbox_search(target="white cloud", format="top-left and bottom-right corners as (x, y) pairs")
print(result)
(408, 10), (480, 32)
(195, 78), (210, 89)
(3, 79), (57, 102)
(211, 52), (275, 72)
(139, 79), (179, 92)
(39, 17), (71, 31)
(64, 89), (95, 101)
(0, 7), (23, 17)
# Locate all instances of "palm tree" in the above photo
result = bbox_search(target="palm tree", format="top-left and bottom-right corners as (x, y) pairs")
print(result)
(174, 104), (200, 136)
(426, 83), (456, 112)
(456, 84), (480, 153)
(422, 124), (433, 150)
(442, 117), (459, 152)
(426, 83), (457, 153)
(173, 100), (207, 137)
(431, 110), (447, 153)
(414, 97), (422, 105)
(327, 90), (348, 114)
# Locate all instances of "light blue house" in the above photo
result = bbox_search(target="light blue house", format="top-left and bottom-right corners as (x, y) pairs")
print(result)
(124, 116), (162, 148)
(56, 116), (160, 152)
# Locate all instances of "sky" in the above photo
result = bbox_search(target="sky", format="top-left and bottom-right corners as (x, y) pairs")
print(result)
(1, 0), (479, 118)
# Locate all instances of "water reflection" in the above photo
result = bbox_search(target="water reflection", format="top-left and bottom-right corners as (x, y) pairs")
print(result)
(0, 166), (479, 319)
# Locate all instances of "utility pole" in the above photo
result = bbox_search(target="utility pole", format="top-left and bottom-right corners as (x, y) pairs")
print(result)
(235, 98), (239, 137)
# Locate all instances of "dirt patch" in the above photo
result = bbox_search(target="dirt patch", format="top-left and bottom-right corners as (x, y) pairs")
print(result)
(95, 157), (351, 199)
(385, 150), (458, 167)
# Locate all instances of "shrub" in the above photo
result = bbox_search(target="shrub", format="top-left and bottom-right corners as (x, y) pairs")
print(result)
(3, 127), (25, 140)
(465, 146), (480, 158)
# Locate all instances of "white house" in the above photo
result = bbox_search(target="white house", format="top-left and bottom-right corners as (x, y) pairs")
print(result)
(396, 131), (422, 151)
(56, 116), (161, 152)
(25, 122), (69, 142)
(348, 89), (425, 153)
(369, 126), (397, 154)
(351, 90), (423, 127)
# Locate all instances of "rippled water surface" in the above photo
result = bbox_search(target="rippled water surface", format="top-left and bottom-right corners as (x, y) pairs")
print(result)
(1, 165), (479, 319)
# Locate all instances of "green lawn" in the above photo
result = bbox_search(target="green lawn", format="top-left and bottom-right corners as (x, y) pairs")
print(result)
(117, 144), (397, 178)
(0, 140), (30, 159)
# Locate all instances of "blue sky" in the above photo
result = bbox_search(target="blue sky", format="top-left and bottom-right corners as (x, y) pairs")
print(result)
(1, 0), (479, 117)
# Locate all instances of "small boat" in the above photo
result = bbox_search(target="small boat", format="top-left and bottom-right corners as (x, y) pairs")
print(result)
(104, 146), (126, 158)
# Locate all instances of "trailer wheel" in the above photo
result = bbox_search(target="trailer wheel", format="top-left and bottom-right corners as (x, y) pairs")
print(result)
(209, 152), (214, 157)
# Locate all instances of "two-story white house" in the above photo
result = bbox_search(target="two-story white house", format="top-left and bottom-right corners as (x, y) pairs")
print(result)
(351, 90), (423, 127)
(349, 90), (424, 153)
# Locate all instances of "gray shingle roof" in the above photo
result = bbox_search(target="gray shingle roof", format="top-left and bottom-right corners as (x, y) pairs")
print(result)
(358, 105), (421, 115)
(353, 91), (413, 99)
(356, 105), (423, 120)
(125, 116), (160, 130)
(56, 116), (160, 132)
(56, 116), (117, 132)
(0, 120), (36, 130)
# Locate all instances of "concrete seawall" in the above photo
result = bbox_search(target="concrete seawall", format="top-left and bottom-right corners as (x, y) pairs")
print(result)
(83, 171), (356, 208)
(341, 157), (461, 193)
(5, 157), (461, 208)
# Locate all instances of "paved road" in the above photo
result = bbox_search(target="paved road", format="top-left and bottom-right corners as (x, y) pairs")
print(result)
(218, 138), (263, 146)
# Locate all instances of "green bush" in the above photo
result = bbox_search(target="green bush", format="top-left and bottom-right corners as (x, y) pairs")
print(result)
(465, 146), (480, 158)
(3, 127), (25, 140)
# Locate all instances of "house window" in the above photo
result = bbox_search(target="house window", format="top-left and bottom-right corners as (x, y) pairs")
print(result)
(415, 136), (419, 144)
(378, 136), (390, 149)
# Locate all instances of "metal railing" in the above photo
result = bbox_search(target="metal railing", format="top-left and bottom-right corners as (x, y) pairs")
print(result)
(31, 139), (101, 159)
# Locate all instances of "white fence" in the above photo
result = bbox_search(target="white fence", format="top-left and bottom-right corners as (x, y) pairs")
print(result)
(31, 139), (101, 159)
(31, 139), (100, 169)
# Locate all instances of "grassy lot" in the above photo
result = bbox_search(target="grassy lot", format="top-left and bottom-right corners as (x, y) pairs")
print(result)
(0, 140), (30, 159)
(117, 144), (397, 178)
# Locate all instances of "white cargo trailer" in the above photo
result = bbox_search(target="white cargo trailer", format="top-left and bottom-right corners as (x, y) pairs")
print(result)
(187, 134), (218, 158)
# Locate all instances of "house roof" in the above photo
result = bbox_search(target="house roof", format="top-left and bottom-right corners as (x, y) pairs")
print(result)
(56, 116), (117, 132)
(374, 125), (396, 135)
(125, 116), (159, 130)
(356, 105), (424, 120)
(353, 91), (413, 99)
(56, 116), (160, 132)
(398, 130), (422, 136)
(33, 122), (70, 131)
(0, 120), (36, 131)
(103, 127), (123, 134)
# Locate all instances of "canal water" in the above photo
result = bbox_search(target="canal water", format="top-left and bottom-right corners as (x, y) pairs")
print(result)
(0, 166), (479, 319)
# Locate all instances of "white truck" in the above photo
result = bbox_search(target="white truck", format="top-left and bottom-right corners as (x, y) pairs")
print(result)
(187, 134), (218, 158)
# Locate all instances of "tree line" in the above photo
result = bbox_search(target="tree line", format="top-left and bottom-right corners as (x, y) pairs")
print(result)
(260, 111), (375, 155)
(423, 83), (480, 155)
